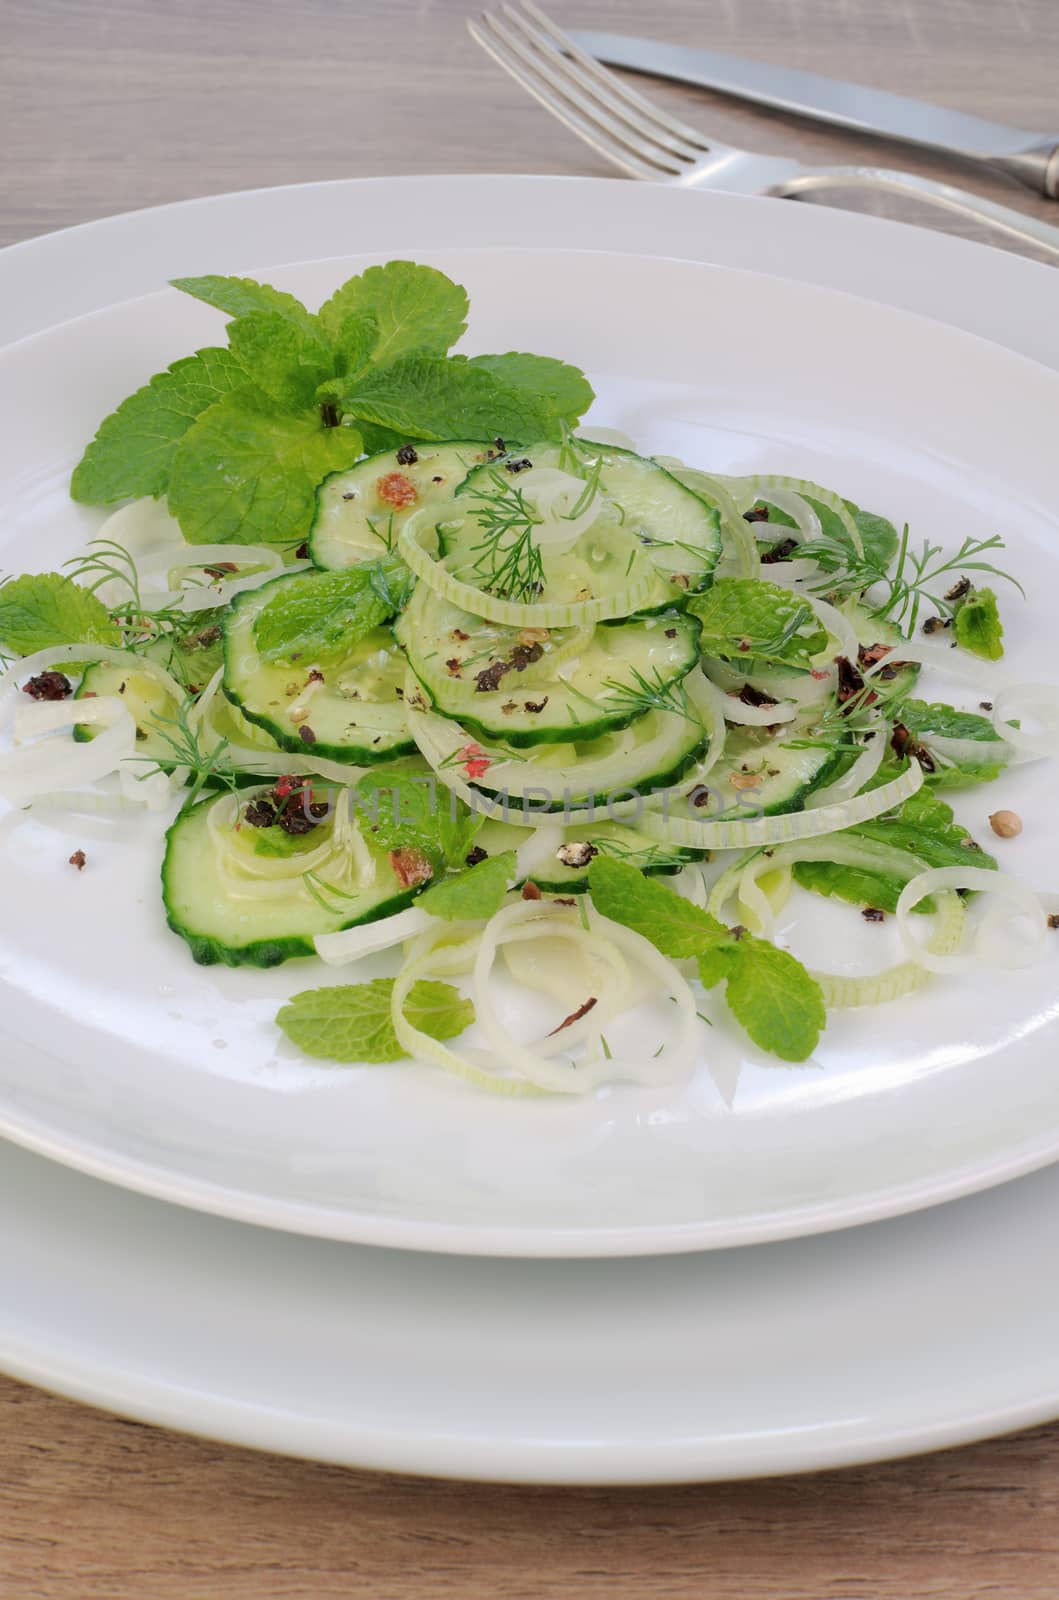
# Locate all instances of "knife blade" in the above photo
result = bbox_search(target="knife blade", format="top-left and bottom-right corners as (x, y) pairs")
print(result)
(570, 31), (1059, 197)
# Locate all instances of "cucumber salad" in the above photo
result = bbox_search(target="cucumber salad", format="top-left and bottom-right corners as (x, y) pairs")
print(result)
(1, 260), (1057, 1095)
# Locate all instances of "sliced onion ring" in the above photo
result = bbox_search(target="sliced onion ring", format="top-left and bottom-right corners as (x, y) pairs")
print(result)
(991, 683), (1059, 760)
(897, 865), (1049, 974)
(640, 757), (923, 852)
(398, 510), (657, 629)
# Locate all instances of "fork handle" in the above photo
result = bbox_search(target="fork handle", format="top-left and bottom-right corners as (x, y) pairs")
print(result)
(772, 166), (1059, 263)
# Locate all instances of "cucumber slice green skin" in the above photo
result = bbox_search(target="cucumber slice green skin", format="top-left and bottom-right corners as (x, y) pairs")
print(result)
(451, 442), (723, 600)
(222, 576), (415, 767)
(310, 442), (498, 570)
(396, 588), (702, 748)
(468, 731), (710, 815)
(162, 796), (418, 968)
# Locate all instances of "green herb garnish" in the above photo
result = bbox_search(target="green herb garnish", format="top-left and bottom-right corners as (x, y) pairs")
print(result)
(588, 856), (825, 1062)
(276, 977), (474, 1063)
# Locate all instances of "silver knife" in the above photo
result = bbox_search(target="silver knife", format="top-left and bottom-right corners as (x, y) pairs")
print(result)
(571, 31), (1059, 198)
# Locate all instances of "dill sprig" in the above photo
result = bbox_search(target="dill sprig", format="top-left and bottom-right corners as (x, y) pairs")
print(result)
(133, 699), (237, 808)
(301, 869), (357, 916)
(592, 835), (689, 871)
(783, 673), (910, 754)
(465, 469), (545, 603)
(601, 667), (703, 726)
(365, 511), (397, 552)
(64, 538), (192, 650)
(798, 527), (1023, 636)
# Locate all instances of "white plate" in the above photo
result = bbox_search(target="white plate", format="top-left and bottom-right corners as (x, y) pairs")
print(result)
(2, 178), (1059, 1482)
(1, 179), (1058, 1258)
(5, 1134), (1059, 1483)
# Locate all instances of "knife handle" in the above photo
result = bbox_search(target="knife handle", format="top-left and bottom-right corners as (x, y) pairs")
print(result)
(773, 166), (1059, 262)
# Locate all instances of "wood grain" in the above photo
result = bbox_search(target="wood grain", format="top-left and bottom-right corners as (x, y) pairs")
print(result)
(2, 1), (1058, 1595)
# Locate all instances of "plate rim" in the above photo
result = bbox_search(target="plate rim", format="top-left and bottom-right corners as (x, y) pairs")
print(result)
(2, 175), (1059, 1259)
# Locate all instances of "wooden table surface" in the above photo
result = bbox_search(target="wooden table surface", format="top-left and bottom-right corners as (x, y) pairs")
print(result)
(2, 1), (1058, 1594)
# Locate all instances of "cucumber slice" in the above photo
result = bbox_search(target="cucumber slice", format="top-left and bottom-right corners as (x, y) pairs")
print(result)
(223, 573), (414, 766)
(74, 662), (183, 761)
(466, 706), (708, 812)
(395, 584), (701, 747)
(75, 659), (292, 784)
(310, 441), (496, 569)
(448, 442), (722, 607)
(475, 818), (700, 893)
(163, 786), (418, 967)
(675, 720), (845, 820)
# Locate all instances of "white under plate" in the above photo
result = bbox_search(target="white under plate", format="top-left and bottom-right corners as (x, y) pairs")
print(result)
(1, 179), (1057, 1257)
(5, 1135), (1059, 1483)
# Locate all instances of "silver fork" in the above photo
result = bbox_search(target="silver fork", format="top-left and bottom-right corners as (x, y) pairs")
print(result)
(468, 0), (1059, 264)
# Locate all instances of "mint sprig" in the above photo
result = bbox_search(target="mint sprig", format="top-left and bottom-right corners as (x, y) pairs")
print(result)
(588, 856), (825, 1062)
(277, 977), (473, 1063)
(70, 261), (594, 548)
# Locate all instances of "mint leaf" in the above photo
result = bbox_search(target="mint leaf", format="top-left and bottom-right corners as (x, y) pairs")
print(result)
(897, 698), (1007, 791)
(804, 499), (899, 574)
(251, 565), (393, 664)
(723, 935), (826, 1063)
(690, 577), (827, 670)
(171, 274), (318, 336)
(696, 943), (738, 990)
(354, 766), (481, 868)
(466, 352), (594, 427)
(226, 314), (335, 410)
(587, 855), (731, 959)
(0, 572), (120, 655)
(277, 977), (473, 1063)
(850, 507), (900, 571)
(167, 389), (363, 546)
(954, 586), (1004, 661)
(333, 310), (379, 379)
(900, 698), (1003, 744)
(70, 347), (245, 504)
(337, 353), (552, 443)
(590, 857), (823, 1062)
(419, 850), (517, 922)
(316, 262), (469, 361)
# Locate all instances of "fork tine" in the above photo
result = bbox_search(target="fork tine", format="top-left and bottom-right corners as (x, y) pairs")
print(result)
(515, 0), (715, 154)
(500, 2), (707, 164)
(469, 15), (685, 179)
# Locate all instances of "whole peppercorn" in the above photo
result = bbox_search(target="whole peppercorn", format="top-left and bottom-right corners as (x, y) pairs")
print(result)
(989, 810), (1022, 839)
